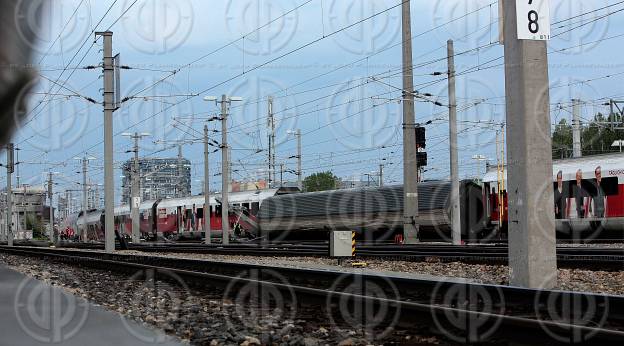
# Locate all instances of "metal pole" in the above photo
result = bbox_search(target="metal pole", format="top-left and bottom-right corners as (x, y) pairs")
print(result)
(65, 190), (70, 220)
(610, 100), (615, 129)
(82, 157), (87, 241)
(268, 96), (276, 187)
(221, 95), (230, 245)
(6, 143), (14, 246)
(15, 147), (19, 234)
(131, 133), (140, 243)
(402, 0), (419, 244)
(379, 164), (384, 187)
(97, 31), (115, 253)
(447, 40), (461, 245)
(296, 129), (302, 190)
(572, 98), (582, 158)
(204, 124), (211, 244)
(177, 144), (183, 197)
(502, 1), (556, 288)
(48, 172), (53, 241)
(280, 163), (284, 186)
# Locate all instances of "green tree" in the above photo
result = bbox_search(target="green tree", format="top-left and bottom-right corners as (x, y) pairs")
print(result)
(552, 113), (624, 159)
(303, 171), (340, 192)
(581, 113), (623, 156)
(25, 214), (45, 239)
(552, 118), (572, 159)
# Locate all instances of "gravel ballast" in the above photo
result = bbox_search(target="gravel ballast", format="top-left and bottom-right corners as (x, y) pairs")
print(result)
(0, 254), (456, 346)
(114, 250), (624, 296)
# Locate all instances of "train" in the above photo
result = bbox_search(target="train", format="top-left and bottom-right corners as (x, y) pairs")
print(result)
(483, 152), (624, 239)
(64, 188), (295, 241)
(256, 180), (486, 241)
(62, 153), (624, 243)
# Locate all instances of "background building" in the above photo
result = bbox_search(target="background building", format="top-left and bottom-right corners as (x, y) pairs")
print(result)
(121, 157), (191, 202)
(0, 186), (48, 237)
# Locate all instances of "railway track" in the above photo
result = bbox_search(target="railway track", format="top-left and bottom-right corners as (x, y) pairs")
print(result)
(1, 245), (623, 344)
(21, 240), (624, 270)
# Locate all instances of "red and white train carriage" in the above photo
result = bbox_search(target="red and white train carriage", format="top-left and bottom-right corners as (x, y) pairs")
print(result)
(107, 187), (292, 240)
(483, 153), (624, 238)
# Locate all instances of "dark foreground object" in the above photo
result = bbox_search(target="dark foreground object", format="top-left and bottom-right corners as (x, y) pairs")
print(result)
(1, 246), (623, 345)
(0, 264), (180, 346)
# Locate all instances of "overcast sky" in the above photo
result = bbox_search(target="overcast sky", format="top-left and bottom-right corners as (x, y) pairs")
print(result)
(6, 0), (623, 200)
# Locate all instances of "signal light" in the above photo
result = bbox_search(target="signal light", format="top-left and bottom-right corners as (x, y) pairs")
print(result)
(417, 152), (428, 167)
(415, 126), (426, 149)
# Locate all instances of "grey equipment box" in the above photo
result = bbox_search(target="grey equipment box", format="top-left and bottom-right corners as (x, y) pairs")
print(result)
(330, 231), (353, 257)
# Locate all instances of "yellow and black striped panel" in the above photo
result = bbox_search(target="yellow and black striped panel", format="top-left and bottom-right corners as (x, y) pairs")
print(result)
(351, 231), (356, 257)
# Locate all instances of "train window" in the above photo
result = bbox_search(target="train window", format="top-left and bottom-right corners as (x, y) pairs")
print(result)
(216, 205), (222, 216)
(567, 177), (619, 197)
(251, 202), (259, 214)
(243, 203), (250, 211)
(197, 208), (203, 218)
(599, 177), (619, 196)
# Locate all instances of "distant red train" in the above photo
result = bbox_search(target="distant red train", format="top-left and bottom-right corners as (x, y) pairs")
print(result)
(482, 153), (624, 239)
(63, 153), (624, 243)
(65, 188), (294, 241)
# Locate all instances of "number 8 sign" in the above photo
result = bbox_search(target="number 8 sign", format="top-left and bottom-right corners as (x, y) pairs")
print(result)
(516, 0), (551, 40)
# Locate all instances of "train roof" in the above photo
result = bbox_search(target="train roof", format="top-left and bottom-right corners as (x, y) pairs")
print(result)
(76, 210), (102, 226)
(258, 181), (457, 219)
(114, 205), (130, 215)
(483, 153), (624, 183)
(138, 188), (284, 209)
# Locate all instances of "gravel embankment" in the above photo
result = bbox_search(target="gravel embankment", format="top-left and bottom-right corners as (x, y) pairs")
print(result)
(0, 254), (455, 346)
(111, 250), (624, 296)
(557, 243), (624, 248)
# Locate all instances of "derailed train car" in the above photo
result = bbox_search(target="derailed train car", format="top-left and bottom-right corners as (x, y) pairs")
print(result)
(65, 188), (293, 241)
(257, 180), (486, 241)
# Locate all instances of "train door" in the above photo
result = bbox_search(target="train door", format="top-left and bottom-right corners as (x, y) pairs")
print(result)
(215, 205), (222, 230)
(197, 206), (204, 231)
(151, 202), (158, 235)
(177, 206), (183, 233)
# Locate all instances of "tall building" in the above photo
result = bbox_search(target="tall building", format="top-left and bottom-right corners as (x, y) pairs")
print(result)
(87, 184), (103, 209)
(121, 157), (191, 202)
(0, 186), (46, 232)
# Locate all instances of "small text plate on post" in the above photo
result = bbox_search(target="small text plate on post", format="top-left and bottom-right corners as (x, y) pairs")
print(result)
(133, 197), (141, 208)
(516, 0), (550, 40)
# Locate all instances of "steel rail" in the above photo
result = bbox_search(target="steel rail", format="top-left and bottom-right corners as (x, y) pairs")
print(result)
(1, 245), (623, 344)
(6, 241), (624, 269)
